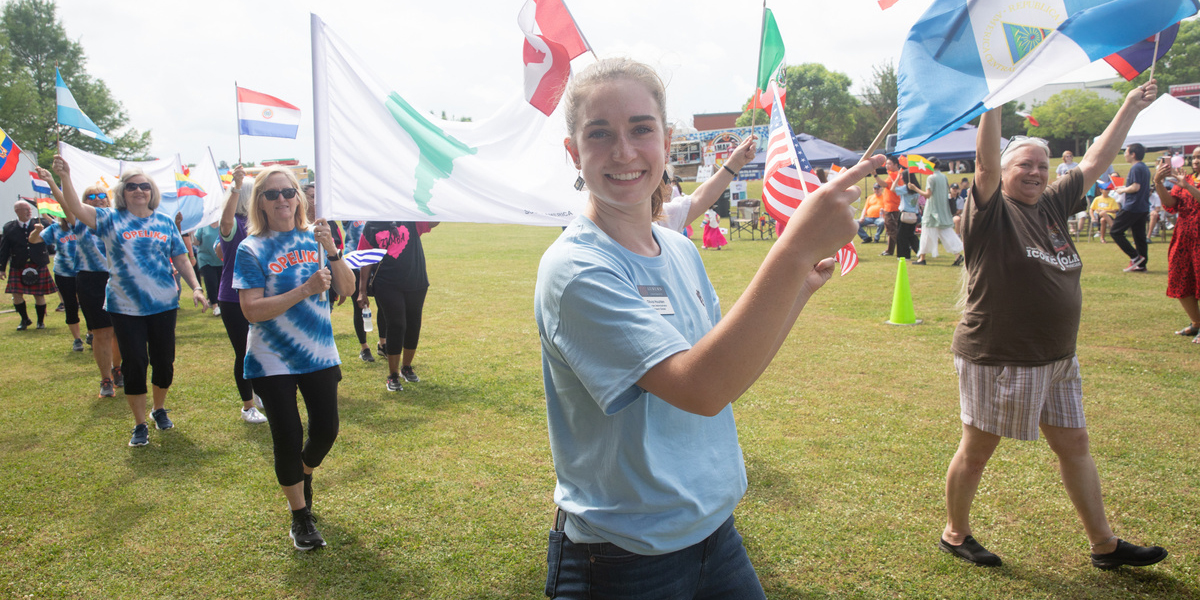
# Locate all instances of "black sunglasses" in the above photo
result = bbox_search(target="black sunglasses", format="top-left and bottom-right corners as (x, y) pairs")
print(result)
(261, 188), (299, 201)
(85, 192), (108, 200)
(126, 182), (153, 192)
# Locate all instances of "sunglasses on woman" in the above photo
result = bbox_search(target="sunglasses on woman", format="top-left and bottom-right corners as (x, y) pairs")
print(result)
(126, 182), (153, 191)
(85, 192), (108, 200)
(261, 188), (299, 201)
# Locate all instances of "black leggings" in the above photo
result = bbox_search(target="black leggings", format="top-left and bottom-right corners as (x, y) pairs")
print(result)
(219, 300), (254, 403)
(53, 274), (80, 326)
(199, 265), (222, 306)
(252, 366), (341, 487)
(76, 271), (112, 330)
(109, 310), (177, 396)
(896, 220), (917, 259)
(376, 288), (427, 356)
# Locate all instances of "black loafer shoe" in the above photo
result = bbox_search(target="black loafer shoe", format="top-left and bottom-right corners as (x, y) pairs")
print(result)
(939, 536), (1002, 567)
(1091, 539), (1167, 570)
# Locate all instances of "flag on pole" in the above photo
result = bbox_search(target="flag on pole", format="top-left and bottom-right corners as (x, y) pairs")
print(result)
(0, 127), (21, 182)
(310, 13), (585, 226)
(756, 8), (785, 91)
(174, 172), (207, 198)
(518, 0), (590, 116)
(907, 154), (935, 174)
(1104, 23), (1179, 81)
(56, 68), (114, 144)
(895, 0), (1199, 153)
(37, 198), (65, 219)
(760, 89), (859, 275)
(1015, 110), (1040, 127)
(237, 87), (301, 138)
(30, 171), (51, 195)
(747, 81), (787, 117)
(343, 248), (387, 270)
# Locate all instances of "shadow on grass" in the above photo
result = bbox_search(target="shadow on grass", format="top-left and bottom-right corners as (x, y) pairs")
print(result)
(278, 521), (436, 598)
(988, 560), (1195, 599)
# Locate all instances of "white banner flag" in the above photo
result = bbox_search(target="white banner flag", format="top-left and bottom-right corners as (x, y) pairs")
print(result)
(311, 13), (586, 226)
(57, 141), (221, 235)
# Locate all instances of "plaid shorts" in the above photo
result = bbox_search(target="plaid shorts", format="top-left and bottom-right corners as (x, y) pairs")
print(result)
(954, 354), (1085, 441)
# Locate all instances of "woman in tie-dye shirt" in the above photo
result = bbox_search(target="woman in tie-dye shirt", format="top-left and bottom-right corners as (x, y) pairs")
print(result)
(53, 157), (207, 448)
(234, 166), (353, 551)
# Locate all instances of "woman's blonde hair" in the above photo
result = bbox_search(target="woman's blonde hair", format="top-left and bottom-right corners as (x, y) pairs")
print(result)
(246, 166), (309, 237)
(112, 169), (160, 211)
(563, 57), (671, 221)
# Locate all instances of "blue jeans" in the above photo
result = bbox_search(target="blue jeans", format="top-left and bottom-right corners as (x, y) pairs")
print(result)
(858, 216), (885, 241)
(544, 515), (765, 600)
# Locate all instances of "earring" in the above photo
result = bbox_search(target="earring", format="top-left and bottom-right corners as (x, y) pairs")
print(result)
(574, 170), (585, 191)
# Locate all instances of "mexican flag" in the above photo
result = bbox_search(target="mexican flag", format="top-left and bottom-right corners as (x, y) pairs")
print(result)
(311, 13), (586, 226)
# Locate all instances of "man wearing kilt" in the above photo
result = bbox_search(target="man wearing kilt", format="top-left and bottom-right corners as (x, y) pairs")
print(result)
(1, 200), (57, 330)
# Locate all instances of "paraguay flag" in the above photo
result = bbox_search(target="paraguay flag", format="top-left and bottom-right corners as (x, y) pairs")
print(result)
(237, 87), (301, 139)
(174, 172), (207, 198)
(895, 0), (1198, 153)
(30, 171), (52, 195)
(0, 127), (21, 182)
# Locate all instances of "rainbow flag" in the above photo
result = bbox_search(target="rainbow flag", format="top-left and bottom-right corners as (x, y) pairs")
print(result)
(174, 172), (207, 198)
(907, 154), (934, 175)
(0, 127), (20, 182)
(37, 197), (66, 219)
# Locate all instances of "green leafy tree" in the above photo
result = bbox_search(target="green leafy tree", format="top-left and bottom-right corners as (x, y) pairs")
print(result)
(1025, 89), (1119, 154)
(848, 61), (898, 149)
(0, 0), (151, 167)
(1113, 18), (1200, 95)
(736, 63), (859, 148)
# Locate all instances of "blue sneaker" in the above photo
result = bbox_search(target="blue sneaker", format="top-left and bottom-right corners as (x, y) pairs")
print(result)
(151, 408), (173, 430)
(129, 423), (149, 447)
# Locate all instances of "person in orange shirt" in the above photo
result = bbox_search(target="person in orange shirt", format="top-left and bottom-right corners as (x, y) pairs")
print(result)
(875, 156), (903, 255)
(858, 183), (887, 243)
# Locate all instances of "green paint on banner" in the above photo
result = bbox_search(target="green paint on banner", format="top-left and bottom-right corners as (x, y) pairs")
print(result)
(385, 92), (478, 215)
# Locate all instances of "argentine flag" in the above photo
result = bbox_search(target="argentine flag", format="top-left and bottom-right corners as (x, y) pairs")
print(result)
(56, 68), (114, 144)
(895, 0), (1198, 153)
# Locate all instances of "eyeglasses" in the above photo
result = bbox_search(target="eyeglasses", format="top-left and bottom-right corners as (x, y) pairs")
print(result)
(85, 192), (108, 200)
(126, 182), (153, 192)
(261, 188), (299, 201)
(1002, 135), (1049, 156)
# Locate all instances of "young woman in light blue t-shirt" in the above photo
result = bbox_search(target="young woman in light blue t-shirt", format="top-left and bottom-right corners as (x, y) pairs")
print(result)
(535, 57), (885, 599)
(233, 166), (353, 551)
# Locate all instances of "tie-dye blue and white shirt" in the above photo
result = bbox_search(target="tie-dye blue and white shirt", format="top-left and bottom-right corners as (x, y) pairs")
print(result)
(233, 228), (340, 378)
(92, 208), (187, 316)
(73, 220), (108, 273)
(39, 222), (79, 277)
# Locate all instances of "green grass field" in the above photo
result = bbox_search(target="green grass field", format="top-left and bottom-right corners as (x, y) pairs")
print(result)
(2, 219), (1196, 599)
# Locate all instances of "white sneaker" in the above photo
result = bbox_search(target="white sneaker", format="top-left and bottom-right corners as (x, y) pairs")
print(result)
(241, 407), (267, 424)
(212, 305), (222, 317)
(253, 394), (264, 410)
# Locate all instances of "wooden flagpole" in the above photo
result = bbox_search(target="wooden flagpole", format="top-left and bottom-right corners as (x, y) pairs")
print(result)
(1146, 32), (1162, 84)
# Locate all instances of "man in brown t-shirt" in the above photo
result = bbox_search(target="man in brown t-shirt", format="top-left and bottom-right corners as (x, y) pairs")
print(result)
(939, 82), (1167, 571)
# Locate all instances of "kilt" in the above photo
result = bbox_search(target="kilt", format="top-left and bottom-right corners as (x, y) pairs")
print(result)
(5, 264), (58, 295)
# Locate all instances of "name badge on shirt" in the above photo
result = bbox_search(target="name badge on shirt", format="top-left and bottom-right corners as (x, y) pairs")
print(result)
(638, 285), (674, 315)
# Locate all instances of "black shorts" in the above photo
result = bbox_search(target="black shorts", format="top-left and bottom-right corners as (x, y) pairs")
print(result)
(76, 271), (112, 330)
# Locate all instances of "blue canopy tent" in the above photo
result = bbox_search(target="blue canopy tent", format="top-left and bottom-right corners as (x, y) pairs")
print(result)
(899, 124), (1008, 162)
(748, 132), (862, 171)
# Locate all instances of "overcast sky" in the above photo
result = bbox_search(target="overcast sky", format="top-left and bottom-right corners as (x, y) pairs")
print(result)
(47, 0), (1121, 169)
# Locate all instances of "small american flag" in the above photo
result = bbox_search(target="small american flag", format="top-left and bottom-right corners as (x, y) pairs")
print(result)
(761, 84), (859, 276)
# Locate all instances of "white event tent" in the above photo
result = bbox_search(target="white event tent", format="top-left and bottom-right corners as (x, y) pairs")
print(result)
(1100, 94), (1200, 148)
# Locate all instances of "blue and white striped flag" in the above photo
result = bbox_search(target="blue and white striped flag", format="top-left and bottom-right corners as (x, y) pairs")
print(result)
(56, 68), (114, 144)
(895, 0), (1198, 153)
(343, 248), (387, 269)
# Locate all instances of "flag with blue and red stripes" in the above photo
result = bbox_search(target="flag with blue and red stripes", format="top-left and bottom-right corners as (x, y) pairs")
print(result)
(760, 82), (859, 275)
(30, 171), (51, 195)
(1103, 23), (1179, 81)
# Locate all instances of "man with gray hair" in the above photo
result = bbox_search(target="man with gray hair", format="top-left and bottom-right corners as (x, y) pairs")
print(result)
(1, 200), (56, 330)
